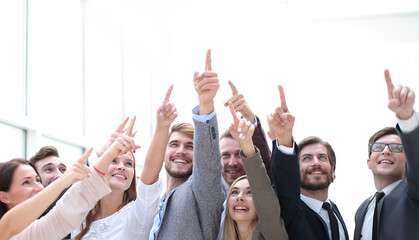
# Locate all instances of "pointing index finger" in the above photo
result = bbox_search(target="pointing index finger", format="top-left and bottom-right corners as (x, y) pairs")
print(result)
(278, 85), (288, 112)
(163, 85), (174, 104)
(228, 80), (239, 95)
(384, 69), (394, 100)
(205, 49), (212, 71)
(78, 147), (93, 164)
(228, 101), (240, 125)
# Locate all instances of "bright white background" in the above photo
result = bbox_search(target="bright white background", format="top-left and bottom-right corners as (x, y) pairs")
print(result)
(1, 0), (419, 238)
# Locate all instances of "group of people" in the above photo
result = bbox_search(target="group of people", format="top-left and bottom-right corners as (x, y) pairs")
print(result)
(0, 50), (418, 240)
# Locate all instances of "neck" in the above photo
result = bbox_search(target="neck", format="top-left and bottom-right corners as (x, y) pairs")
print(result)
(236, 221), (253, 240)
(373, 175), (403, 191)
(166, 174), (188, 195)
(301, 187), (329, 202)
(94, 190), (124, 220)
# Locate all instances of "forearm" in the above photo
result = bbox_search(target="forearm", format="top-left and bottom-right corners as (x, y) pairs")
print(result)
(242, 149), (287, 239)
(252, 116), (273, 183)
(141, 125), (169, 184)
(0, 179), (68, 239)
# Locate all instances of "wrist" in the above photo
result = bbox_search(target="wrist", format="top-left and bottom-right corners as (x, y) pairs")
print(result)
(199, 102), (214, 115)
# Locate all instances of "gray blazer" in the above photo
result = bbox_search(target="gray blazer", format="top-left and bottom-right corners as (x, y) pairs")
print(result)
(242, 148), (288, 240)
(155, 108), (226, 240)
(354, 124), (419, 240)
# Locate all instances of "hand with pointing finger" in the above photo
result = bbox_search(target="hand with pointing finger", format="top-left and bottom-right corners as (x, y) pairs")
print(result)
(267, 85), (295, 147)
(224, 80), (255, 124)
(193, 49), (220, 115)
(384, 69), (415, 120)
(157, 85), (178, 128)
(228, 101), (256, 157)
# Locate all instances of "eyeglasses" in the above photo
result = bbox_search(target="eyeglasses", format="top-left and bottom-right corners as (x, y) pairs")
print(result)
(370, 142), (404, 153)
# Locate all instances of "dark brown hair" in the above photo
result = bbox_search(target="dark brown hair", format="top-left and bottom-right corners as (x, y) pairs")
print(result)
(0, 159), (39, 219)
(368, 127), (399, 157)
(29, 146), (60, 165)
(298, 136), (336, 171)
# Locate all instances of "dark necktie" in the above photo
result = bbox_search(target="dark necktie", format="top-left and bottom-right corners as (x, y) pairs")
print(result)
(372, 192), (385, 240)
(322, 202), (339, 240)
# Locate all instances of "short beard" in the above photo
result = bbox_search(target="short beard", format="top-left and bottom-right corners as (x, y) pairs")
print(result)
(165, 162), (192, 179)
(301, 171), (334, 191)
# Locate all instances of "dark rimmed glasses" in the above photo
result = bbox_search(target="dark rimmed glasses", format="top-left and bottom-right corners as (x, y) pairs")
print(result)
(370, 142), (404, 153)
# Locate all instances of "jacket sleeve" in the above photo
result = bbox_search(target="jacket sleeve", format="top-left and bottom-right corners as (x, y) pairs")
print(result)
(397, 124), (419, 201)
(241, 148), (288, 240)
(251, 115), (273, 184)
(271, 140), (302, 230)
(191, 107), (227, 240)
(12, 170), (111, 240)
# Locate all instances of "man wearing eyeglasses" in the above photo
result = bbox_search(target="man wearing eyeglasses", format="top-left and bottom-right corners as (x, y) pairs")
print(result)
(354, 69), (419, 240)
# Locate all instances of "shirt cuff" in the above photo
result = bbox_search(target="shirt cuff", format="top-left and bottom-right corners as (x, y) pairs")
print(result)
(275, 140), (295, 155)
(398, 111), (419, 133)
(192, 106), (216, 123)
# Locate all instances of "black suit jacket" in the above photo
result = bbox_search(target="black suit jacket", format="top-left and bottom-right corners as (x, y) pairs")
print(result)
(271, 141), (349, 240)
(354, 125), (419, 240)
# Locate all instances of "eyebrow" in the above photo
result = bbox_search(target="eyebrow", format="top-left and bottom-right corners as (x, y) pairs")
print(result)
(168, 140), (194, 145)
(41, 162), (55, 169)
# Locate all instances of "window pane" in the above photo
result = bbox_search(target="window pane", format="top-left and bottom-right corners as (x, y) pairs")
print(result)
(0, 123), (25, 162)
(27, 0), (83, 137)
(38, 136), (84, 168)
(0, 0), (25, 115)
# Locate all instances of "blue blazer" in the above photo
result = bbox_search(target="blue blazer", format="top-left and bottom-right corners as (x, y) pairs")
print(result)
(271, 141), (349, 240)
(354, 124), (419, 240)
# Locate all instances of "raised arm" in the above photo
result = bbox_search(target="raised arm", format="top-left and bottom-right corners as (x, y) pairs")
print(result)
(192, 49), (225, 240)
(228, 102), (288, 239)
(0, 150), (92, 240)
(225, 80), (273, 183)
(384, 69), (419, 199)
(267, 85), (301, 225)
(142, 85), (178, 184)
(11, 119), (139, 240)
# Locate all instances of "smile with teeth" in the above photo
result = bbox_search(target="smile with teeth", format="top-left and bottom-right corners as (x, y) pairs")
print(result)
(234, 206), (248, 211)
(173, 158), (189, 164)
(112, 173), (127, 180)
(379, 160), (394, 165)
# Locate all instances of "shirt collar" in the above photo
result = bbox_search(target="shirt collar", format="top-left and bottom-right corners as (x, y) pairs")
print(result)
(300, 194), (331, 214)
(380, 179), (403, 196)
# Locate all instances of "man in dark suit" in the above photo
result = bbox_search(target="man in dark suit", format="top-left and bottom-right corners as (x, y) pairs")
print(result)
(267, 85), (349, 240)
(354, 69), (419, 240)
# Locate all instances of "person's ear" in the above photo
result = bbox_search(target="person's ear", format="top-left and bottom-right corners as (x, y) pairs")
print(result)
(367, 158), (372, 170)
(0, 191), (10, 204)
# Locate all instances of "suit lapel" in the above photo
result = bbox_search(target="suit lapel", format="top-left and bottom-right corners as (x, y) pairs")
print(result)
(354, 196), (374, 240)
(331, 201), (349, 240)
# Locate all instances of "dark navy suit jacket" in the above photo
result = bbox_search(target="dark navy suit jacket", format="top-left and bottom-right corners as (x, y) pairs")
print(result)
(354, 125), (419, 240)
(271, 141), (349, 240)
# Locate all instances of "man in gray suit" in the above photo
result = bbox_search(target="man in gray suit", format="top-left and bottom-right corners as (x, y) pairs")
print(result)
(148, 50), (226, 240)
(354, 69), (419, 240)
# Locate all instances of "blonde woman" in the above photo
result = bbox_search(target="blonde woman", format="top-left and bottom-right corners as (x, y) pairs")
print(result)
(222, 102), (288, 240)
(72, 86), (177, 240)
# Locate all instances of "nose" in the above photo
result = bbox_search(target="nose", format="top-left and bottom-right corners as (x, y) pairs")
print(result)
(116, 161), (126, 171)
(312, 156), (321, 166)
(236, 192), (245, 201)
(176, 144), (187, 154)
(229, 156), (239, 167)
(34, 182), (44, 193)
(381, 145), (392, 155)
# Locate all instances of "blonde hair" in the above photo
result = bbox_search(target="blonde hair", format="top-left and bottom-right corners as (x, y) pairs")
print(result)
(73, 151), (137, 240)
(222, 175), (258, 240)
